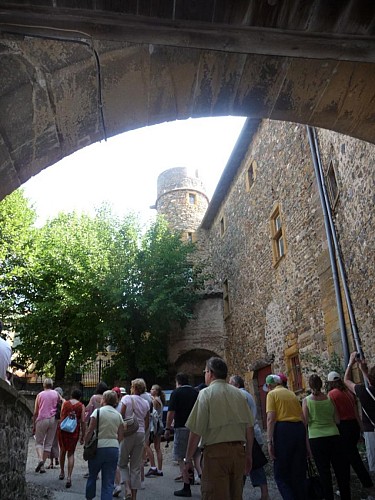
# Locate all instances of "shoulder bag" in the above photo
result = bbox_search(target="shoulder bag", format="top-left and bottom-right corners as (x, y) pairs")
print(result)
(83, 409), (100, 461)
(123, 396), (140, 437)
(60, 405), (77, 433)
(252, 438), (268, 470)
(307, 458), (324, 499)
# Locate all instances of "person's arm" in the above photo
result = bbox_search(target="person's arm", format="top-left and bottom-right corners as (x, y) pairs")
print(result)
(32, 394), (40, 434)
(358, 358), (370, 382)
(153, 396), (162, 410)
(245, 425), (254, 474)
(302, 398), (309, 425)
(144, 411), (150, 432)
(164, 410), (175, 440)
(84, 415), (97, 445)
(344, 352), (358, 394)
(120, 397), (127, 418)
(117, 420), (125, 443)
(80, 404), (86, 444)
(182, 431), (201, 481)
(266, 411), (276, 460)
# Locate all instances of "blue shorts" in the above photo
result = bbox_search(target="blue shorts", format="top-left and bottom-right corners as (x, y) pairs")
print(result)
(173, 427), (190, 461)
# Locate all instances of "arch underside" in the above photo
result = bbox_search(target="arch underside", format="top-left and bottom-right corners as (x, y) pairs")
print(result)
(1, 34), (375, 201)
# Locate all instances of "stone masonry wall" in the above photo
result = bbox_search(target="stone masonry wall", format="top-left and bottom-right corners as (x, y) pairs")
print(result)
(156, 167), (208, 233)
(0, 379), (33, 499)
(203, 119), (375, 388)
(316, 129), (375, 360)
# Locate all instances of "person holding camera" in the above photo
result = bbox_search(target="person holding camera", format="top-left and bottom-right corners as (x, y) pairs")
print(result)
(344, 352), (375, 476)
(328, 368), (373, 495)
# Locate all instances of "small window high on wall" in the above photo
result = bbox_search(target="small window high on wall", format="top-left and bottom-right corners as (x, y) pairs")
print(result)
(289, 354), (303, 391)
(246, 160), (257, 191)
(188, 192), (196, 205)
(270, 204), (286, 266)
(325, 160), (339, 208)
(223, 279), (230, 318)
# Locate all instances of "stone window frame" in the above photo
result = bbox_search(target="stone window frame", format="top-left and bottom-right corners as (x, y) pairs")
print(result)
(220, 214), (226, 237)
(188, 192), (197, 205)
(285, 346), (304, 393)
(223, 279), (231, 318)
(186, 231), (196, 243)
(270, 203), (286, 267)
(245, 159), (257, 192)
(325, 159), (340, 209)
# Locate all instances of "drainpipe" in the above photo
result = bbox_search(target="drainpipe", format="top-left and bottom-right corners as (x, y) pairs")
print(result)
(306, 126), (350, 366)
(310, 128), (363, 359)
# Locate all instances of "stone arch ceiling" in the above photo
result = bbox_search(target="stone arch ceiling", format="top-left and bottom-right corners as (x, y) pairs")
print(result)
(1, 1), (375, 200)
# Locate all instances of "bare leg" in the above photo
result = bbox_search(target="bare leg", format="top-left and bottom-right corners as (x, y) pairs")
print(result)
(67, 451), (74, 481)
(59, 448), (66, 478)
(154, 436), (163, 471)
(145, 442), (155, 467)
(260, 483), (270, 500)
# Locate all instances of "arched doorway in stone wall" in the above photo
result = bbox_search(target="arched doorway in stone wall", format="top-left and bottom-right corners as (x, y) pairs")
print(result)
(174, 348), (220, 387)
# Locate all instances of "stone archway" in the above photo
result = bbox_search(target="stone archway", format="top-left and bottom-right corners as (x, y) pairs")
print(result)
(174, 348), (219, 387)
(1, 2), (375, 200)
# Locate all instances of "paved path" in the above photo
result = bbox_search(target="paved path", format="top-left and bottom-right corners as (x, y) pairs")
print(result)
(26, 437), (282, 499)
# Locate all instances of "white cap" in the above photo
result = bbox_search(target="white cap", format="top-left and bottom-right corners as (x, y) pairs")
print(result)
(327, 371), (341, 382)
(120, 387), (126, 394)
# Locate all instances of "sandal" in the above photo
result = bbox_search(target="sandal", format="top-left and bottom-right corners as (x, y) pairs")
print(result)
(59, 473), (65, 480)
(66, 479), (72, 488)
(35, 461), (44, 473)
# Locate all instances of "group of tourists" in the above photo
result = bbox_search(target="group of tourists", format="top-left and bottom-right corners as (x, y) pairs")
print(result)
(266, 352), (375, 500)
(30, 351), (375, 500)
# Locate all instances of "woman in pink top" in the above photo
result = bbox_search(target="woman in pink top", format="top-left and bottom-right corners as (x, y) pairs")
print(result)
(32, 377), (59, 473)
(119, 378), (150, 500)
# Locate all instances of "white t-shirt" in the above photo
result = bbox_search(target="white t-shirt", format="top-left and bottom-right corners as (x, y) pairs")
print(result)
(121, 394), (150, 433)
(0, 337), (11, 383)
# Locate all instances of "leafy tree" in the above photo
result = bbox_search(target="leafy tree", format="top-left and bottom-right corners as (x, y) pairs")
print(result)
(0, 189), (36, 327)
(16, 209), (122, 382)
(14, 208), (203, 384)
(105, 216), (204, 381)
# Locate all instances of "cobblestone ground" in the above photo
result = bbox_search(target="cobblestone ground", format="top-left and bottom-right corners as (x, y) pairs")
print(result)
(26, 436), (374, 499)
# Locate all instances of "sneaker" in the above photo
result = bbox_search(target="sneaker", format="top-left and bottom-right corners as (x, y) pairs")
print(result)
(113, 485), (122, 497)
(156, 470), (163, 476)
(145, 467), (158, 477)
(174, 487), (192, 497)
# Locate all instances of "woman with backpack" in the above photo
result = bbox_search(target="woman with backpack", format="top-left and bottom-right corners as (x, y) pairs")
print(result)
(58, 388), (86, 488)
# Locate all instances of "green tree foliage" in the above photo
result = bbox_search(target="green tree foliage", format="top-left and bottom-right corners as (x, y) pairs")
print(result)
(107, 217), (204, 380)
(0, 190), (36, 325)
(14, 208), (203, 383)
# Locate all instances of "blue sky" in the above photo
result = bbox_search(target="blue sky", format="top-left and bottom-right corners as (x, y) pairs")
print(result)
(22, 116), (246, 226)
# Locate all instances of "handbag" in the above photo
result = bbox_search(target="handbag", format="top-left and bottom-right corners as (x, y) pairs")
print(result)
(123, 396), (140, 437)
(307, 458), (324, 499)
(252, 438), (268, 470)
(83, 409), (100, 461)
(60, 412), (77, 433)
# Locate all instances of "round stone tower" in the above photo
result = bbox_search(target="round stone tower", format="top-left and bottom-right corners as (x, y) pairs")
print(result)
(155, 167), (209, 238)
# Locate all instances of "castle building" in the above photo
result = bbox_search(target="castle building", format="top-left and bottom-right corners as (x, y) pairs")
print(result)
(156, 119), (375, 426)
